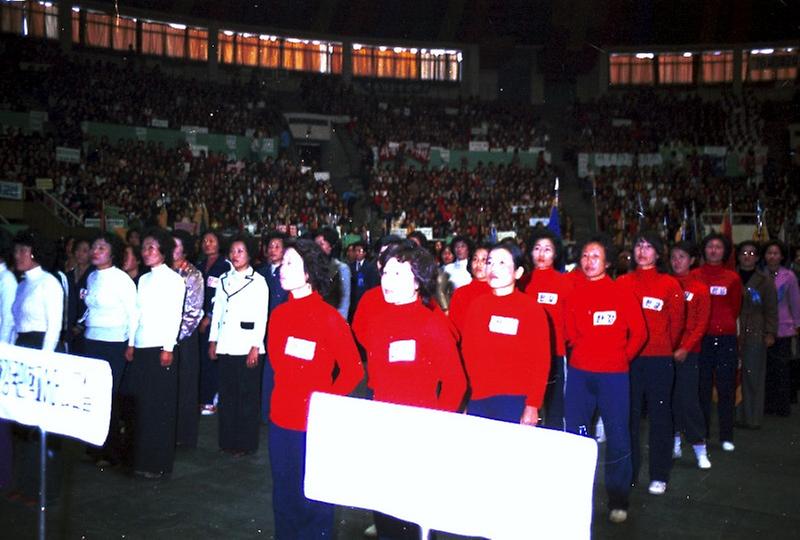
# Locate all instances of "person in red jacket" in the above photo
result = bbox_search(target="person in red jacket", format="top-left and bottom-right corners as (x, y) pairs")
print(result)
(461, 239), (550, 425)
(691, 233), (743, 452)
(524, 228), (573, 429)
(448, 243), (491, 335)
(563, 235), (647, 524)
(354, 242), (466, 540)
(617, 231), (685, 496)
(267, 239), (364, 540)
(669, 241), (712, 469)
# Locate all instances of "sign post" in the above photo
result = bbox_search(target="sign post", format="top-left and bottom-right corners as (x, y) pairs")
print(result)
(0, 344), (112, 540)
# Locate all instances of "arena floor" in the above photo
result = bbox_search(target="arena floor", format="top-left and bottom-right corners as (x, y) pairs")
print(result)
(2, 400), (798, 539)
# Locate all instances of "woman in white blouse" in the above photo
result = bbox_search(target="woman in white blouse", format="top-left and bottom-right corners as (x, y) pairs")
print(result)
(124, 228), (185, 479)
(209, 234), (269, 456)
(11, 230), (63, 351)
(83, 232), (137, 465)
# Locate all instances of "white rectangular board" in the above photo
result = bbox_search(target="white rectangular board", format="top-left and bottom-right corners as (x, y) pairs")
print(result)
(305, 393), (597, 539)
(0, 344), (112, 446)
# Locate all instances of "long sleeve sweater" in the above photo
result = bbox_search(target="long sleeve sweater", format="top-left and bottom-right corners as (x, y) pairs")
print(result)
(448, 279), (491, 335)
(690, 264), (742, 336)
(83, 266), (138, 344)
(524, 267), (574, 356)
(354, 298), (466, 411)
(674, 273), (711, 353)
(132, 264), (185, 352)
(564, 274), (647, 373)
(773, 267), (800, 338)
(617, 268), (685, 356)
(267, 291), (363, 431)
(461, 290), (550, 408)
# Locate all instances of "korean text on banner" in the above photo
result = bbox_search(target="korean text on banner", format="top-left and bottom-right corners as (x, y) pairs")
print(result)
(0, 344), (112, 446)
(305, 393), (597, 540)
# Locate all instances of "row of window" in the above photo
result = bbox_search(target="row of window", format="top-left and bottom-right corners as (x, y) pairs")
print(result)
(610, 49), (798, 85)
(0, 1), (462, 81)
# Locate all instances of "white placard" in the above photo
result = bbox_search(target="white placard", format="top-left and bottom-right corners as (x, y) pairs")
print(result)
(305, 393), (597, 539)
(469, 140), (490, 152)
(0, 344), (112, 446)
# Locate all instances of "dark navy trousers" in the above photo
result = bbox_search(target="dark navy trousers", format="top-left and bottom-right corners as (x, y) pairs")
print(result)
(698, 335), (737, 443)
(268, 422), (334, 540)
(467, 395), (526, 424)
(565, 367), (632, 510)
(630, 355), (674, 483)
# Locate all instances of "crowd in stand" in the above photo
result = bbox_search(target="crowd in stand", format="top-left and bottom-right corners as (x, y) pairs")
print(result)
(569, 89), (765, 153)
(1, 128), (351, 234)
(301, 74), (550, 152)
(0, 35), (282, 144)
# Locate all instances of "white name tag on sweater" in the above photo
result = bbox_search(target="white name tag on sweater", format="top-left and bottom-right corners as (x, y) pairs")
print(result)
(489, 315), (519, 336)
(642, 296), (664, 311)
(709, 286), (727, 296)
(389, 340), (416, 362)
(537, 292), (558, 305)
(593, 311), (617, 326)
(285, 336), (316, 361)
(684, 291), (694, 302)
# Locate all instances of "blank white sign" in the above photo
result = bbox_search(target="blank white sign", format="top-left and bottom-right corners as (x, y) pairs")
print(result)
(305, 392), (597, 539)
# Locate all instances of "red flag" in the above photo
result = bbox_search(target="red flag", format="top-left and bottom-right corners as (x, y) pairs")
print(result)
(722, 206), (734, 269)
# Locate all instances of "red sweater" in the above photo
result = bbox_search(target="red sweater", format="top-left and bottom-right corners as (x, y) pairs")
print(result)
(674, 274), (711, 353)
(461, 290), (550, 408)
(524, 267), (574, 356)
(690, 264), (742, 336)
(353, 299), (466, 411)
(267, 291), (364, 431)
(449, 279), (491, 335)
(564, 275), (647, 373)
(354, 285), (459, 341)
(616, 268), (685, 357)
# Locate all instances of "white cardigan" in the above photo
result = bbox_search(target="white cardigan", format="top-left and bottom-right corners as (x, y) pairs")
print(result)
(208, 267), (269, 355)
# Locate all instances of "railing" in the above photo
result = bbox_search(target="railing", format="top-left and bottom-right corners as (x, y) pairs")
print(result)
(26, 188), (83, 227)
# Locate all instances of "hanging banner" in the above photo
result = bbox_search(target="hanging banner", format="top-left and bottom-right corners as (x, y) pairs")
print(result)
(55, 146), (80, 164)
(0, 344), (112, 446)
(0, 181), (23, 200)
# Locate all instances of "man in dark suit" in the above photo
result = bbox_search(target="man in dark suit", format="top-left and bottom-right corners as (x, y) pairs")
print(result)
(349, 240), (380, 321)
(256, 230), (289, 423)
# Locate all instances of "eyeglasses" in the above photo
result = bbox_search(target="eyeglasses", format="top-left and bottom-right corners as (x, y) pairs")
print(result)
(740, 250), (757, 256)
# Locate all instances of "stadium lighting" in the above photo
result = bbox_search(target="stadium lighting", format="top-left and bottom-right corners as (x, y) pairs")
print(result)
(410, 48), (418, 54)
(312, 40), (320, 45)
(379, 46), (387, 52)
(71, 6), (80, 12)
(353, 43), (362, 50)
(223, 30), (234, 36)
(393, 47), (404, 53)
(682, 52), (693, 58)
(635, 53), (655, 59)
(751, 48), (774, 55)
(169, 24), (187, 30)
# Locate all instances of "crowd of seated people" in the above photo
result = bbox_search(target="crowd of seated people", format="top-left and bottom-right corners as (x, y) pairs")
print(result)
(0, 35), (283, 145)
(1, 128), (351, 235)
(300, 74), (550, 152)
(568, 88), (765, 154)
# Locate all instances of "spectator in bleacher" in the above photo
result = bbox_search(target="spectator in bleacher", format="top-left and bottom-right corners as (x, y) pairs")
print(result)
(348, 240), (379, 321)
(443, 236), (473, 291)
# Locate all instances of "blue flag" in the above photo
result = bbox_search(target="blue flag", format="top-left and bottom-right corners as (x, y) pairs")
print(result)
(547, 204), (561, 237)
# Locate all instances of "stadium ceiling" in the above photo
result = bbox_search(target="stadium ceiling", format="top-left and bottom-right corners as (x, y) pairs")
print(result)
(91, 0), (800, 47)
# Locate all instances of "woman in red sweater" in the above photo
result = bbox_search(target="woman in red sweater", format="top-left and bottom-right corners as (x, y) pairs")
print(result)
(354, 242), (466, 540)
(524, 228), (573, 429)
(563, 236), (647, 524)
(669, 241), (712, 469)
(461, 239), (550, 425)
(617, 231), (685, 496)
(267, 239), (364, 540)
(448, 244), (491, 335)
(690, 233), (742, 452)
